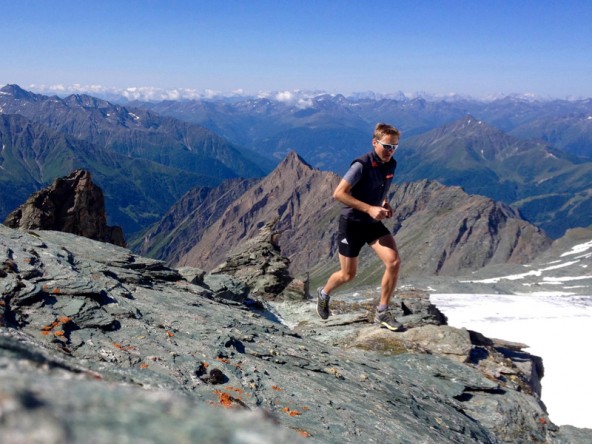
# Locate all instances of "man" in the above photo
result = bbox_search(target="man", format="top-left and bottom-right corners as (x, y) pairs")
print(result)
(316, 123), (403, 331)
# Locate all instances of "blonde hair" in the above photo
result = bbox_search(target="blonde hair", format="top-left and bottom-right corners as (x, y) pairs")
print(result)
(373, 123), (400, 140)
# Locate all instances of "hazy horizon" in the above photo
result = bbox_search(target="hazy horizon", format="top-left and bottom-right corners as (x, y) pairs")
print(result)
(4, 82), (591, 104)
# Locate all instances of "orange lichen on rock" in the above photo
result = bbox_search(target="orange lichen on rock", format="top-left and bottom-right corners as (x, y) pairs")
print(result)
(296, 429), (311, 438)
(40, 317), (70, 335)
(282, 407), (301, 416)
(52, 288), (61, 294)
(215, 357), (231, 364)
(139, 363), (149, 369)
(211, 386), (249, 409)
(41, 321), (60, 331)
(213, 390), (234, 408)
(225, 386), (243, 395)
(113, 342), (137, 352)
(54, 330), (65, 337)
(272, 385), (282, 391)
(166, 331), (174, 337)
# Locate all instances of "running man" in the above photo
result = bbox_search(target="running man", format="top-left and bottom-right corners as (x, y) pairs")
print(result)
(317, 123), (403, 331)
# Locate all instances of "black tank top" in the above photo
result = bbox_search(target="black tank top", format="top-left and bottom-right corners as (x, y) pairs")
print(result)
(341, 150), (397, 224)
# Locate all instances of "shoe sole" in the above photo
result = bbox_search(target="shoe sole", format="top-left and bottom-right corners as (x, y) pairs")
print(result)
(317, 302), (329, 320)
(379, 321), (404, 332)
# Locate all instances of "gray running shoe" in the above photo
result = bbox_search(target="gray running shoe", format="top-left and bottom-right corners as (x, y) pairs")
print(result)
(316, 287), (330, 320)
(375, 309), (404, 331)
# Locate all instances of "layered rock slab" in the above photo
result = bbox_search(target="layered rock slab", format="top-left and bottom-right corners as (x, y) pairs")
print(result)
(0, 225), (585, 443)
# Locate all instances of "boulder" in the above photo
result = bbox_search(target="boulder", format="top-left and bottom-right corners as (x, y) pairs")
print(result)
(209, 218), (308, 301)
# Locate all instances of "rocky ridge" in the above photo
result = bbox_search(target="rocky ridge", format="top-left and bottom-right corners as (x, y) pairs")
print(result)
(173, 152), (550, 282)
(177, 151), (340, 274)
(1, 224), (589, 443)
(133, 177), (260, 264)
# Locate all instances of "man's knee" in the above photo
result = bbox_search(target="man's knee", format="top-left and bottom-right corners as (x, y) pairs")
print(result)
(341, 269), (356, 282)
(386, 256), (401, 273)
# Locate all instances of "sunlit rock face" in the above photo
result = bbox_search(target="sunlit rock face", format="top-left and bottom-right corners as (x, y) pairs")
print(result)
(4, 169), (125, 247)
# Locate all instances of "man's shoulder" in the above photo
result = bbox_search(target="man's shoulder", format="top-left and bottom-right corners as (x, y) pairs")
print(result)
(351, 150), (374, 166)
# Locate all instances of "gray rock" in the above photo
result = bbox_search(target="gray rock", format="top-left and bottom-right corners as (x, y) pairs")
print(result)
(176, 266), (206, 284)
(202, 273), (250, 303)
(1, 225), (589, 443)
(209, 219), (307, 301)
(400, 324), (473, 363)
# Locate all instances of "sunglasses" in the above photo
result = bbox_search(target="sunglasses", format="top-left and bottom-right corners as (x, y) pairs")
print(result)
(376, 140), (399, 152)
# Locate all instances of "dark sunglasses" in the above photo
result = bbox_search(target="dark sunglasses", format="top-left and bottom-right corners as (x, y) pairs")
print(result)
(376, 140), (399, 152)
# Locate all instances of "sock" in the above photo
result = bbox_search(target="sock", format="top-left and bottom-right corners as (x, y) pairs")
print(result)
(377, 304), (387, 312)
(320, 288), (330, 300)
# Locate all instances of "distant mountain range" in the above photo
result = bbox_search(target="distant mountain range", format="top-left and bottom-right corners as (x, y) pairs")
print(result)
(0, 113), (211, 234)
(2, 84), (591, 240)
(397, 116), (592, 238)
(140, 152), (551, 288)
(129, 92), (592, 161)
(131, 93), (592, 238)
(0, 84), (272, 234)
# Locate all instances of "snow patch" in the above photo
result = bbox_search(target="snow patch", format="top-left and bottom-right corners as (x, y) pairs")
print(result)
(462, 260), (581, 284)
(542, 275), (592, 282)
(561, 240), (592, 257)
(430, 293), (592, 428)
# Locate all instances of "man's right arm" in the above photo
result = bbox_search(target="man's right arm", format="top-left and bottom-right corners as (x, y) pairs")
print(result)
(333, 179), (389, 221)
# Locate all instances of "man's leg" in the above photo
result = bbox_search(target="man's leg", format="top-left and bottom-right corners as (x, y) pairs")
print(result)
(323, 254), (358, 295)
(371, 234), (403, 330)
(316, 254), (358, 319)
(370, 234), (401, 307)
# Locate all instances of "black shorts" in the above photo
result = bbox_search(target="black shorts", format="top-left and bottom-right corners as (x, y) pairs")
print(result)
(337, 216), (391, 258)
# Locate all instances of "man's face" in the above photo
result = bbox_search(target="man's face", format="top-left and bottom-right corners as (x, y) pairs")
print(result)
(373, 134), (400, 161)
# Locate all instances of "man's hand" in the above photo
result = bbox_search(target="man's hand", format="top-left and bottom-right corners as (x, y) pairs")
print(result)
(368, 205), (390, 221)
(382, 200), (393, 218)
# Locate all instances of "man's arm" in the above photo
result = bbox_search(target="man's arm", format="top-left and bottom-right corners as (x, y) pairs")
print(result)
(333, 179), (390, 221)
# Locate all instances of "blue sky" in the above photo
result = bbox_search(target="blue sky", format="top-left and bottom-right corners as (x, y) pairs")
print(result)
(2, 0), (592, 99)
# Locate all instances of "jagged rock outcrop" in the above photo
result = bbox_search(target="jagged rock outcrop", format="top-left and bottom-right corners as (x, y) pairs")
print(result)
(3, 169), (125, 247)
(210, 218), (308, 300)
(2, 224), (588, 443)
